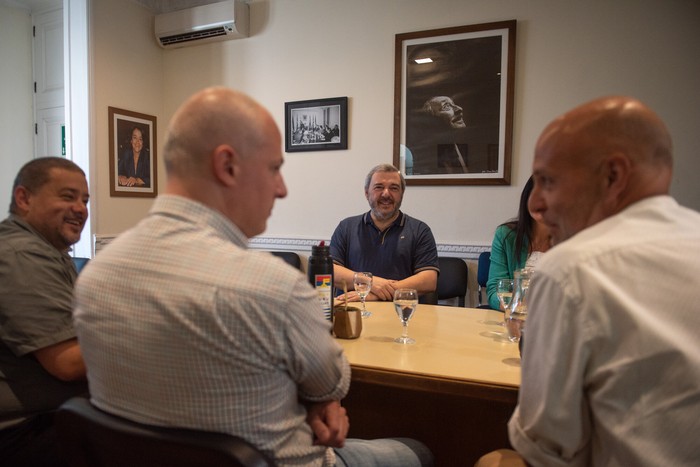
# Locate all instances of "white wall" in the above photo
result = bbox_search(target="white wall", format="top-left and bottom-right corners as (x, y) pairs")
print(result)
(91, 0), (700, 250)
(0, 6), (34, 215)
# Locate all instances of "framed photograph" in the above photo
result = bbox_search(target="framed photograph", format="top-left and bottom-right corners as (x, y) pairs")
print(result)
(393, 20), (516, 186)
(285, 97), (348, 152)
(108, 106), (157, 197)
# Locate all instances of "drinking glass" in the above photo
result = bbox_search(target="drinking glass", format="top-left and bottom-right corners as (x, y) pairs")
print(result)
(496, 279), (514, 326)
(393, 288), (418, 344)
(353, 272), (373, 318)
(506, 269), (531, 343)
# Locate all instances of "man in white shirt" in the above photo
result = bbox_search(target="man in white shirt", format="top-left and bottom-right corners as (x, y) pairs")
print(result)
(477, 96), (700, 466)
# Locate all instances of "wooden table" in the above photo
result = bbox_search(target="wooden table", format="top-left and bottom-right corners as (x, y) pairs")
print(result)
(335, 302), (521, 466)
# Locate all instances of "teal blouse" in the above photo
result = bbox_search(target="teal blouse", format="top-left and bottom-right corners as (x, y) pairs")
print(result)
(486, 224), (528, 310)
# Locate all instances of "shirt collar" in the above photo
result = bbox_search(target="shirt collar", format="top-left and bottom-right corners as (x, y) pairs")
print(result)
(362, 210), (405, 229)
(150, 195), (249, 249)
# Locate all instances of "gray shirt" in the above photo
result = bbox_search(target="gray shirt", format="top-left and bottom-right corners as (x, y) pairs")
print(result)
(0, 215), (87, 429)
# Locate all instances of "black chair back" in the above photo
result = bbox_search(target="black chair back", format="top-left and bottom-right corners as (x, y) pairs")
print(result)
(269, 251), (302, 270)
(56, 397), (275, 467)
(436, 257), (468, 307)
(477, 251), (492, 308)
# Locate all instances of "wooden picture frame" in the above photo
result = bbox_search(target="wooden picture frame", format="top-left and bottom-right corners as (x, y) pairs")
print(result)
(393, 20), (516, 185)
(284, 97), (348, 152)
(108, 106), (157, 197)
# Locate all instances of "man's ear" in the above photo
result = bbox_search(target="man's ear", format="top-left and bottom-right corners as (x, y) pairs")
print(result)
(604, 152), (632, 199)
(13, 186), (31, 214)
(211, 144), (238, 187)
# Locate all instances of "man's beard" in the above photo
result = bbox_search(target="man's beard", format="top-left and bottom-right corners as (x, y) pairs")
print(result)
(371, 198), (402, 221)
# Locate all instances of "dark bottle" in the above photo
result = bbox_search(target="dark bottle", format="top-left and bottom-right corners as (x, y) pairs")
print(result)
(308, 242), (334, 321)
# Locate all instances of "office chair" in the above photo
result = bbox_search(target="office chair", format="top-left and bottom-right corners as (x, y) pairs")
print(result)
(72, 257), (90, 274)
(419, 291), (438, 305)
(56, 397), (276, 467)
(477, 251), (493, 309)
(269, 251), (302, 270)
(436, 257), (468, 307)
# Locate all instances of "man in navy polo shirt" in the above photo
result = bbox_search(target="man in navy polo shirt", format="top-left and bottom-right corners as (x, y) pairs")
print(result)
(330, 164), (439, 301)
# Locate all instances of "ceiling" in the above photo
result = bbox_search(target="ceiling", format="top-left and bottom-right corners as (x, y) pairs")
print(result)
(131, 0), (223, 14)
(1, 0), (60, 12)
(2, 0), (223, 14)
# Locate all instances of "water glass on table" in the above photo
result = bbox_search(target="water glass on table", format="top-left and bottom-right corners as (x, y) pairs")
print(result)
(393, 288), (418, 344)
(505, 268), (530, 343)
(353, 272), (373, 318)
(496, 278), (514, 326)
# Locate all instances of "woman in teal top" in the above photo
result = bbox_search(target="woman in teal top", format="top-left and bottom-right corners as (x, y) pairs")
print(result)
(486, 176), (551, 310)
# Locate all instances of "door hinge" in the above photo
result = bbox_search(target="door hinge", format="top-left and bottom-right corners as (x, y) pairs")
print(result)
(34, 82), (37, 93)
(35, 123), (38, 135)
(33, 26), (35, 37)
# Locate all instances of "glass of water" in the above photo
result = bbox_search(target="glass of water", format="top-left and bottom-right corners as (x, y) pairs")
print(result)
(393, 288), (418, 344)
(496, 278), (514, 326)
(353, 272), (373, 318)
(506, 269), (531, 343)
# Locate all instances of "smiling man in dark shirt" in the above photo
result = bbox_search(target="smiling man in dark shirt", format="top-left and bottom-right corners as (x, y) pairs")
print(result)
(330, 163), (439, 302)
(0, 157), (89, 467)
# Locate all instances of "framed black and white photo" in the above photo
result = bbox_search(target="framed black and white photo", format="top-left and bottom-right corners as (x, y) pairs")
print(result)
(285, 97), (348, 152)
(393, 21), (516, 185)
(108, 106), (157, 197)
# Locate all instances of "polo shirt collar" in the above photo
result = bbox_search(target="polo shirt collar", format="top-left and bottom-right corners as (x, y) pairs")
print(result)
(363, 210), (405, 230)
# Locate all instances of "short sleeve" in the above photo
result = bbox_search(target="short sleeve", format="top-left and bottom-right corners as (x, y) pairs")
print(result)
(0, 246), (77, 356)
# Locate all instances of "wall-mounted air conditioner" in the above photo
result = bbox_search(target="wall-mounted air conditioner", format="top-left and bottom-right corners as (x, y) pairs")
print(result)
(154, 0), (249, 49)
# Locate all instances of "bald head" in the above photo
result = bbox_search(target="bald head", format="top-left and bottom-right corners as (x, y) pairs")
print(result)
(530, 96), (674, 244)
(540, 96), (672, 171)
(163, 87), (275, 178)
(161, 87), (287, 237)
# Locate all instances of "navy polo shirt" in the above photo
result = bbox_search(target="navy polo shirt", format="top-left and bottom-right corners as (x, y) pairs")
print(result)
(329, 211), (439, 280)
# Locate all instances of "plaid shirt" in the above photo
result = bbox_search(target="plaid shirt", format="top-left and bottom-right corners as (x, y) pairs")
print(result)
(75, 195), (350, 466)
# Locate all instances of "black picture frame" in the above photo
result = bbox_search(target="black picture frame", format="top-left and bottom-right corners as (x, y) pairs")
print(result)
(393, 20), (516, 185)
(108, 106), (158, 198)
(284, 97), (348, 152)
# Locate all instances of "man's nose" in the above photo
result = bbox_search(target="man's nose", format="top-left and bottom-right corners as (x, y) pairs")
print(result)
(528, 187), (545, 215)
(73, 202), (88, 219)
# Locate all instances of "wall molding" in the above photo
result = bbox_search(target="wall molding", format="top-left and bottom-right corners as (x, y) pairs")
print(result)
(95, 234), (489, 260)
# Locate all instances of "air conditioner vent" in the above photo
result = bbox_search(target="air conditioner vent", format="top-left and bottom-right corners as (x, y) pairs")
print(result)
(159, 24), (233, 47)
(154, 0), (248, 49)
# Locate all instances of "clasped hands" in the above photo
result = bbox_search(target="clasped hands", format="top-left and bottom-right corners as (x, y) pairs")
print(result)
(306, 400), (348, 448)
(336, 276), (398, 302)
(118, 175), (145, 187)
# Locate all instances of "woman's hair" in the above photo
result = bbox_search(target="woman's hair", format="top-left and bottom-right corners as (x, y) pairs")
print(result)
(501, 176), (535, 259)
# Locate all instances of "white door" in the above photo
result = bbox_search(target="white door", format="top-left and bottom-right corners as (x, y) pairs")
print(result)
(36, 106), (65, 157)
(33, 7), (64, 158)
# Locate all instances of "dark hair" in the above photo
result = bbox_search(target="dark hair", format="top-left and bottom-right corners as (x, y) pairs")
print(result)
(9, 157), (85, 214)
(501, 176), (535, 260)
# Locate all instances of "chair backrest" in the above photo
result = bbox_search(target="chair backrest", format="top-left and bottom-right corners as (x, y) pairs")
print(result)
(56, 397), (275, 467)
(72, 257), (90, 274)
(477, 251), (491, 307)
(436, 257), (468, 307)
(269, 251), (302, 270)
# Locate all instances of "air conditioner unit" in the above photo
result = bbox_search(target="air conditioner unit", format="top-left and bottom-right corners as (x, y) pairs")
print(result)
(154, 0), (249, 49)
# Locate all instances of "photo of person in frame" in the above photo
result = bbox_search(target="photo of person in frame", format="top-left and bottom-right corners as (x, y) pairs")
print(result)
(405, 35), (502, 176)
(117, 124), (151, 188)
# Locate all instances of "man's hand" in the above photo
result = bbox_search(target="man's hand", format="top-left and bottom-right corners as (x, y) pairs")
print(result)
(370, 276), (398, 301)
(306, 400), (349, 448)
